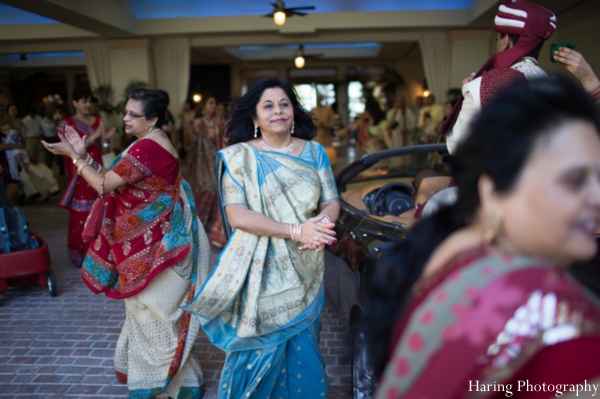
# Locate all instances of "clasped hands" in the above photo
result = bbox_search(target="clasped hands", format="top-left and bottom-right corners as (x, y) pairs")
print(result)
(294, 214), (337, 252)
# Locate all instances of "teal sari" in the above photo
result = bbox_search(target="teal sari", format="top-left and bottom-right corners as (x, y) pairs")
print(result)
(186, 140), (338, 398)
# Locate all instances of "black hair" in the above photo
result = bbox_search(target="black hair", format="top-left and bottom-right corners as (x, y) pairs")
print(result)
(361, 75), (600, 381)
(90, 96), (99, 104)
(509, 33), (545, 59)
(157, 90), (170, 106)
(126, 88), (168, 127)
(224, 78), (316, 144)
(72, 88), (92, 102)
(364, 99), (386, 125)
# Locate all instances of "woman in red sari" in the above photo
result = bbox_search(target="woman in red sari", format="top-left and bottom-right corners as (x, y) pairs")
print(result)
(361, 76), (600, 398)
(44, 89), (208, 398)
(57, 88), (114, 266)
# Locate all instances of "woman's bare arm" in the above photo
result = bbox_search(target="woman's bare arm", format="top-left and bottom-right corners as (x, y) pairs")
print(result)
(225, 203), (337, 247)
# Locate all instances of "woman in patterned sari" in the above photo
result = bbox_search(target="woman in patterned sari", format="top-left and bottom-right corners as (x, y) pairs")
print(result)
(186, 95), (220, 230)
(360, 76), (600, 399)
(44, 89), (209, 399)
(57, 88), (114, 266)
(186, 78), (340, 398)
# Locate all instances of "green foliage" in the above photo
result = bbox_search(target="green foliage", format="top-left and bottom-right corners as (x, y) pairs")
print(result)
(92, 80), (148, 115)
(93, 84), (116, 114)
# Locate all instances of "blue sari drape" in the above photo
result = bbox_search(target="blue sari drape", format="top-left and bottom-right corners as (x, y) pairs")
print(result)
(186, 140), (338, 398)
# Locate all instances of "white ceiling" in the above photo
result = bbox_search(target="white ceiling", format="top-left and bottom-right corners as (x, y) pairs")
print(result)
(0, 0), (598, 67)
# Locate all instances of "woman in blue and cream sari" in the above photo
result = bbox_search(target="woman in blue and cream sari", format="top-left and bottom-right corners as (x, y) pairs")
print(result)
(186, 78), (340, 398)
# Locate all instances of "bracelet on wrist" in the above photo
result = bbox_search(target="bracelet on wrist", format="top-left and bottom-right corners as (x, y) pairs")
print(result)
(77, 163), (89, 176)
(100, 174), (106, 197)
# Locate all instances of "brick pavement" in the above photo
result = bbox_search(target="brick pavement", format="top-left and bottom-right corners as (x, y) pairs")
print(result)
(0, 193), (353, 398)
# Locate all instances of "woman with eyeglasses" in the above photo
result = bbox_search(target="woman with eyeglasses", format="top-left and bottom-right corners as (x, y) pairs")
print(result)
(43, 88), (209, 399)
(55, 88), (115, 267)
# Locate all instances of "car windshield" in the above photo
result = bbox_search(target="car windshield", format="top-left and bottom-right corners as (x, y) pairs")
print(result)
(348, 146), (450, 185)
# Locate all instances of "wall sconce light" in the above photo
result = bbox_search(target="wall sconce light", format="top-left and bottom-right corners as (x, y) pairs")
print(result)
(273, 11), (286, 26)
(423, 90), (431, 98)
(193, 94), (202, 103)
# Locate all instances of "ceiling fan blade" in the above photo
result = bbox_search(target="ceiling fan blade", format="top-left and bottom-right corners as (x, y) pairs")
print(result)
(286, 6), (316, 11)
(263, 12), (275, 17)
(291, 11), (308, 16)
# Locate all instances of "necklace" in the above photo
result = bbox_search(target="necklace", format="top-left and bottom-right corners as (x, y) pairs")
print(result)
(142, 127), (161, 140)
(259, 139), (295, 154)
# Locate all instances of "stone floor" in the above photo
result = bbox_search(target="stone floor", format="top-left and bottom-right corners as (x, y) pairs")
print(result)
(0, 189), (353, 398)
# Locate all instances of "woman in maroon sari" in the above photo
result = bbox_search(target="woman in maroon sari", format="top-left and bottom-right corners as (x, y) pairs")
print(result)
(361, 76), (600, 398)
(57, 88), (114, 266)
(45, 89), (208, 398)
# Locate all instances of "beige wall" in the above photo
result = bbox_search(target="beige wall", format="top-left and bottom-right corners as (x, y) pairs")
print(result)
(449, 30), (494, 89)
(108, 40), (152, 104)
(394, 59), (426, 109)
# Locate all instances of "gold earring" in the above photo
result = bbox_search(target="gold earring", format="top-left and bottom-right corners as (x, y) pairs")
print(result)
(483, 214), (501, 245)
(149, 125), (154, 133)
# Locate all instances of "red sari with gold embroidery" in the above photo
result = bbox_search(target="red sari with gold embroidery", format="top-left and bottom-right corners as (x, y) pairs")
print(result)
(57, 116), (102, 266)
(81, 139), (197, 298)
(81, 139), (209, 398)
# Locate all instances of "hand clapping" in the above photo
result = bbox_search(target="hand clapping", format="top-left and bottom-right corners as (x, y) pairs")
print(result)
(42, 125), (87, 160)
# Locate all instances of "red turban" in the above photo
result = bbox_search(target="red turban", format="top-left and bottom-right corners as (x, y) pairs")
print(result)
(492, 0), (557, 69)
(439, 0), (556, 136)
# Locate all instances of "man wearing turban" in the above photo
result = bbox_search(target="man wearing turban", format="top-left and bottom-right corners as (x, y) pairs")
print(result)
(441, 0), (557, 154)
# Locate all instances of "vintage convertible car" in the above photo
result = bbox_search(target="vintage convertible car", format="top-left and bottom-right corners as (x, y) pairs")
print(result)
(324, 142), (600, 399)
(324, 143), (448, 399)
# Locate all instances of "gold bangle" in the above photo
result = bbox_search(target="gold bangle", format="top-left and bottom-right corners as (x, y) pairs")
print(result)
(72, 157), (83, 165)
(77, 162), (89, 176)
(100, 174), (105, 196)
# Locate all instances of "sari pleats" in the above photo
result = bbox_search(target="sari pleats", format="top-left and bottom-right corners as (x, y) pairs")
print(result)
(219, 319), (328, 398)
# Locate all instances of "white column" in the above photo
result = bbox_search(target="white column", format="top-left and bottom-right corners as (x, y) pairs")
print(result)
(153, 37), (191, 114)
(418, 32), (451, 103)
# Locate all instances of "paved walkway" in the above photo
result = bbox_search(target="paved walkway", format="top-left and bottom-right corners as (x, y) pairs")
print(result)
(0, 192), (353, 398)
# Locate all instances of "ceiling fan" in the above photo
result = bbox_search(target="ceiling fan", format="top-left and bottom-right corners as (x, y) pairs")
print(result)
(265, 1), (316, 26)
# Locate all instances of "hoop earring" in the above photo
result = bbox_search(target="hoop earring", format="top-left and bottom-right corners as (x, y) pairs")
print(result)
(254, 125), (258, 139)
(483, 214), (501, 245)
(291, 121), (295, 135)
